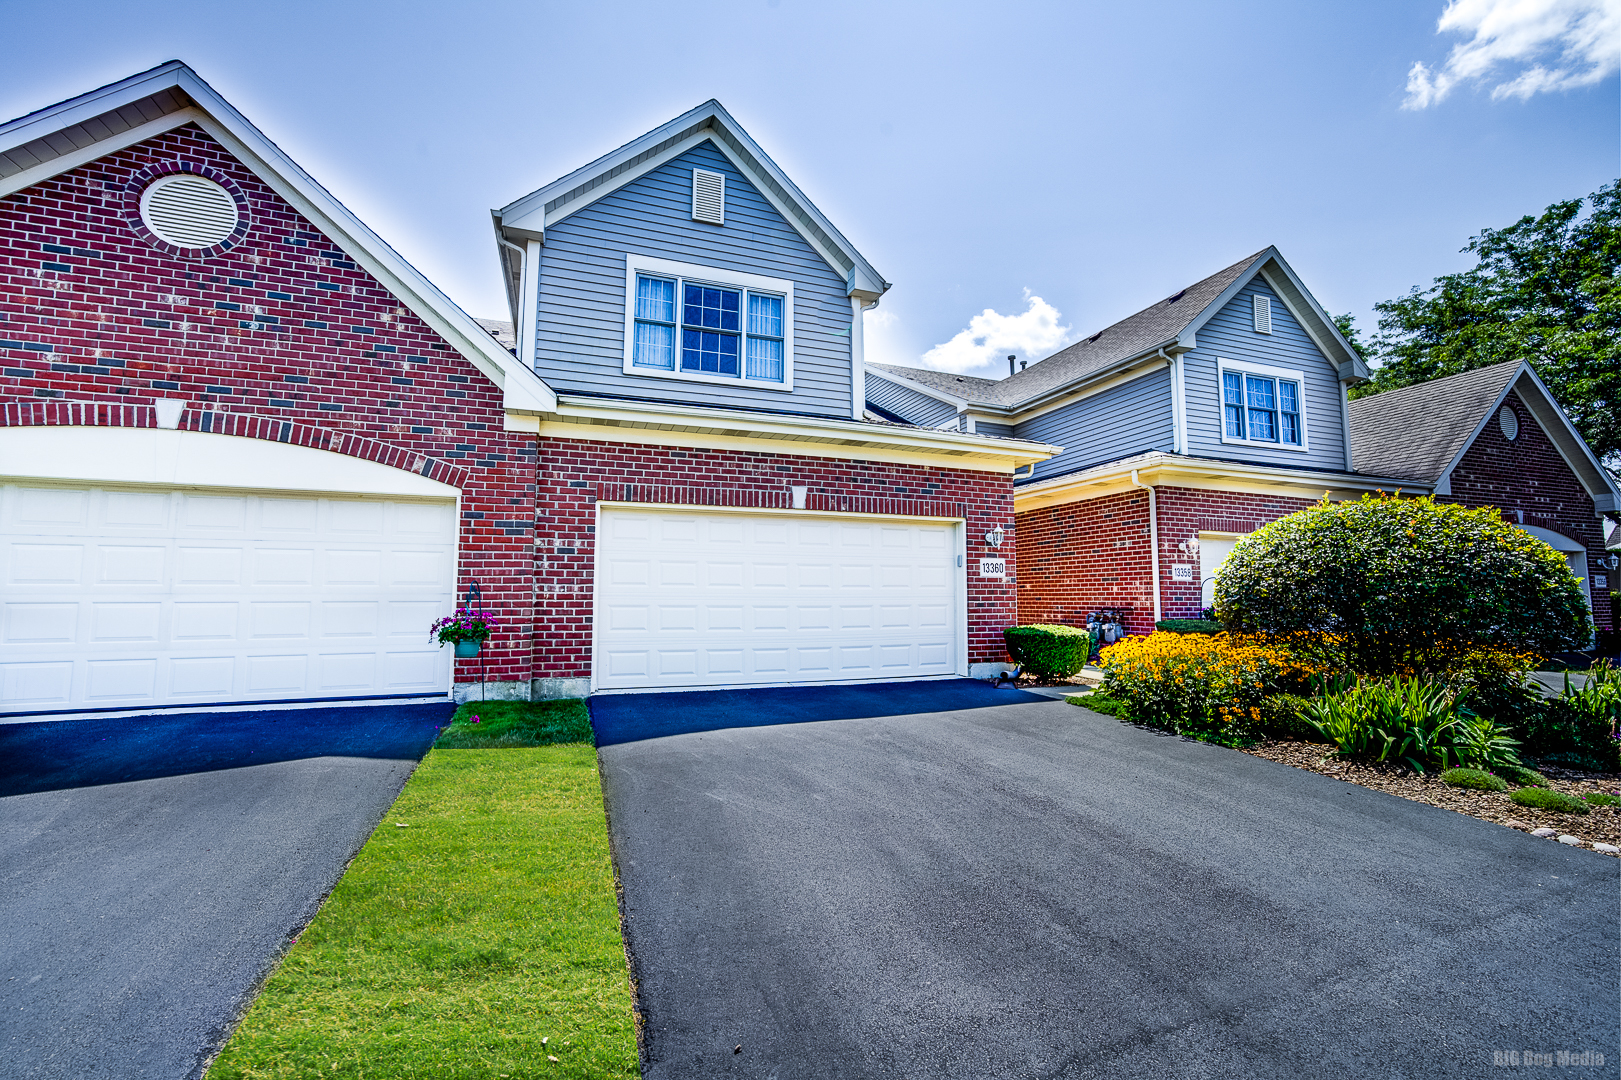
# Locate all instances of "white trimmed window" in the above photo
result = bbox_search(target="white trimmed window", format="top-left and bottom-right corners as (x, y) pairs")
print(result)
(622, 254), (793, 390)
(1218, 359), (1307, 450)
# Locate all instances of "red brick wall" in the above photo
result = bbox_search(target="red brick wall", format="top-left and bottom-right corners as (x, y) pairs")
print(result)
(529, 437), (1019, 679)
(1153, 487), (1318, 621)
(1014, 485), (1316, 636)
(1445, 397), (1613, 634)
(0, 124), (539, 688)
(1016, 488), (1155, 635)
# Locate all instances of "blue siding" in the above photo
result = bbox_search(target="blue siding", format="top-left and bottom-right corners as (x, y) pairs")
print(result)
(974, 421), (1014, 438)
(866, 374), (957, 427)
(1182, 278), (1347, 470)
(532, 140), (853, 417)
(1014, 366), (1174, 482)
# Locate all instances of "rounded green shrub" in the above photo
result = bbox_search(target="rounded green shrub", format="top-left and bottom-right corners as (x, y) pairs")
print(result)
(1509, 787), (1590, 814)
(1440, 767), (1508, 791)
(1155, 619), (1224, 635)
(1004, 624), (1093, 680)
(1213, 494), (1591, 673)
(1582, 792), (1620, 807)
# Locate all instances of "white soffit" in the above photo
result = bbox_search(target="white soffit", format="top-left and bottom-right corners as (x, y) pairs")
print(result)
(0, 61), (556, 418)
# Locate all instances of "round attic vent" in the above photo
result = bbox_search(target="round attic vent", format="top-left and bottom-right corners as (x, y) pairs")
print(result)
(139, 175), (240, 248)
(1499, 405), (1519, 441)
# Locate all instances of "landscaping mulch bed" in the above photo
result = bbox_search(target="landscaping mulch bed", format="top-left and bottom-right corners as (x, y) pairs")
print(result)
(1244, 739), (1621, 856)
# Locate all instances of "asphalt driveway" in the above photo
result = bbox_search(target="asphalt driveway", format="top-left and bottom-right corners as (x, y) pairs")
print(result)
(0, 703), (451, 1080)
(593, 681), (1621, 1079)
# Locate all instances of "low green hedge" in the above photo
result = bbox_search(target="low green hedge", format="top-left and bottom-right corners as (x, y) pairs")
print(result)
(1004, 624), (1093, 680)
(1155, 619), (1224, 635)
(1440, 767), (1508, 792)
(1509, 787), (1589, 814)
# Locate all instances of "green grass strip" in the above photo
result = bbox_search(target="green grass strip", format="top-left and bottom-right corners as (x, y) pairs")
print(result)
(207, 740), (638, 1079)
(435, 699), (595, 750)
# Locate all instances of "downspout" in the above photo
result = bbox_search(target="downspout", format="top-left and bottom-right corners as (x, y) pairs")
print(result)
(849, 296), (869, 421)
(1131, 469), (1162, 626)
(1159, 347), (1186, 454)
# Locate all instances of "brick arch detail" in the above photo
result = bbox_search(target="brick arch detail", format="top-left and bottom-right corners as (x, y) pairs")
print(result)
(0, 400), (472, 489)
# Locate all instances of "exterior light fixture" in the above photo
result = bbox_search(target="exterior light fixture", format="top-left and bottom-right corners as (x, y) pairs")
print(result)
(985, 524), (1007, 548)
(1606, 553), (1620, 571)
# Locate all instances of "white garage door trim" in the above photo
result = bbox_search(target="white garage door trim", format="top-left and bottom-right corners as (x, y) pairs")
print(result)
(2, 428), (462, 718)
(592, 502), (967, 693)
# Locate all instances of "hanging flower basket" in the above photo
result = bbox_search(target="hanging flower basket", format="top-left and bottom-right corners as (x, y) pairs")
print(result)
(431, 608), (499, 657)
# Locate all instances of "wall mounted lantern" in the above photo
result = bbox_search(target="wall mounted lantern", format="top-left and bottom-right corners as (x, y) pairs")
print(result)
(985, 524), (1007, 548)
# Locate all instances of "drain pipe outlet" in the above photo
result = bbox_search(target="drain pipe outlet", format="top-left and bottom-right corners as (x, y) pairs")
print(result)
(1130, 469), (1161, 625)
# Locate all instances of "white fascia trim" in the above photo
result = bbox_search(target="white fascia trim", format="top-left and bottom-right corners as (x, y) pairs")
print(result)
(1014, 452), (1428, 513)
(499, 102), (887, 298)
(182, 108), (557, 415)
(1255, 261), (1371, 381)
(0, 63), (557, 417)
(0, 107), (207, 199)
(1215, 357), (1311, 454)
(1446, 367), (1621, 516)
(510, 129), (856, 289)
(0, 60), (188, 146)
(517, 395), (1059, 467)
(620, 253), (795, 392)
(1170, 352), (1189, 454)
(1177, 248), (1368, 382)
(865, 369), (970, 411)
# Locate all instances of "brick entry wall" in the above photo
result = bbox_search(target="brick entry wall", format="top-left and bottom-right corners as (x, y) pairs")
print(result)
(1015, 485), (1316, 636)
(529, 437), (1020, 683)
(1446, 397), (1614, 635)
(0, 124), (540, 692)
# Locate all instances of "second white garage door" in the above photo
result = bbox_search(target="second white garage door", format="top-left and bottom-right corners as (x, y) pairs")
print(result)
(595, 508), (961, 690)
(1, 483), (456, 715)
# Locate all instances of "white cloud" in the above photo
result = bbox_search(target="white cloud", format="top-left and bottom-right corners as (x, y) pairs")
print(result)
(1403, 0), (1621, 109)
(916, 290), (1072, 375)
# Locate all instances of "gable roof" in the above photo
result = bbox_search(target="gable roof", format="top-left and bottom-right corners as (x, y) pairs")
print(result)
(1348, 363), (1519, 483)
(492, 100), (888, 308)
(0, 61), (555, 416)
(871, 246), (1371, 415)
(1350, 360), (1620, 514)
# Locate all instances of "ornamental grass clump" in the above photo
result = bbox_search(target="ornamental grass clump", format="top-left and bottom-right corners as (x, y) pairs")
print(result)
(1300, 676), (1522, 773)
(1099, 631), (1323, 745)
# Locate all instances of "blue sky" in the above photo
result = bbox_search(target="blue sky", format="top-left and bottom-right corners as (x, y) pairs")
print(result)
(2, 0), (1615, 378)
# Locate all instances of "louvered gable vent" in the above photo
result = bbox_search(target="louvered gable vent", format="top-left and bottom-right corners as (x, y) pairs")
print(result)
(691, 169), (725, 225)
(139, 175), (240, 247)
(1252, 294), (1272, 334)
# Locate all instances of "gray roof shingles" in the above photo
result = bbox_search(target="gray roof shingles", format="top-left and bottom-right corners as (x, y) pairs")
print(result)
(1347, 361), (1520, 483)
(870, 250), (1267, 409)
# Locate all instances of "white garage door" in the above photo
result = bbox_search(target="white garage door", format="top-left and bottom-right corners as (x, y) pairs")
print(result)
(595, 508), (961, 691)
(1, 483), (457, 715)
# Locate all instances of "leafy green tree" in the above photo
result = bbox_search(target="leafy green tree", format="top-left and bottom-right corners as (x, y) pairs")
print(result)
(1349, 181), (1619, 474)
(1214, 494), (1591, 674)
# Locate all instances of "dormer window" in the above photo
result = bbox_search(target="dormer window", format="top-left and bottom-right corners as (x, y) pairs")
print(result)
(1218, 358), (1307, 451)
(623, 254), (793, 390)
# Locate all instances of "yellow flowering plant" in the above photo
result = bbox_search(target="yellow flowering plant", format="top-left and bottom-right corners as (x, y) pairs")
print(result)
(1099, 631), (1327, 745)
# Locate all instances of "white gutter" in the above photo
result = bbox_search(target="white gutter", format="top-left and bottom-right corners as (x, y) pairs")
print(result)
(1131, 469), (1162, 625)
